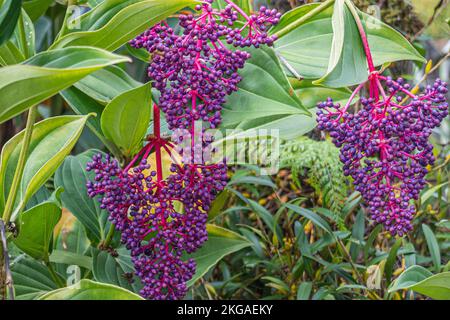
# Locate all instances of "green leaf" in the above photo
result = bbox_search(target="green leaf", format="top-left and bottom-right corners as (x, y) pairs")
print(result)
(50, 0), (198, 51)
(101, 83), (152, 157)
(411, 272), (450, 300)
(0, 40), (25, 66)
(364, 224), (382, 262)
(0, 46), (130, 124)
(12, 9), (35, 59)
(126, 42), (151, 63)
(222, 46), (310, 131)
(60, 87), (106, 139)
(39, 279), (144, 300)
(0, 115), (90, 217)
(54, 150), (111, 245)
(421, 182), (448, 204)
(187, 225), (252, 287)
(291, 79), (352, 109)
(272, 3), (425, 85)
(11, 256), (58, 300)
(92, 247), (143, 293)
(296, 281), (313, 300)
(0, 0), (22, 46)
(422, 224), (441, 273)
(284, 203), (333, 235)
(13, 188), (63, 261)
(315, 0), (367, 87)
(389, 265), (450, 300)
(74, 65), (141, 105)
(49, 250), (93, 270)
(385, 238), (402, 285)
(207, 189), (231, 221)
(23, 0), (53, 21)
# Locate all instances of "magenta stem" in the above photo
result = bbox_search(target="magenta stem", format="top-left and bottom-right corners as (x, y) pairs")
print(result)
(223, 0), (251, 21)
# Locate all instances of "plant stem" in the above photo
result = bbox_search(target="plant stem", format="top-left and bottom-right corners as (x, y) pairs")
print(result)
(45, 261), (65, 288)
(336, 237), (382, 300)
(2, 106), (37, 224)
(153, 104), (163, 183)
(0, 106), (37, 298)
(0, 220), (14, 300)
(100, 223), (116, 249)
(273, 0), (335, 39)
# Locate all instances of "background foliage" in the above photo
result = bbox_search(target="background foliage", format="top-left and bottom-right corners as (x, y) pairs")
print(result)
(0, 0), (448, 300)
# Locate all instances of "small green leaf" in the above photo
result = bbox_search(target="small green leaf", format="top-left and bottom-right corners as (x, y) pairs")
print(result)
(385, 238), (402, 285)
(187, 225), (252, 287)
(297, 281), (313, 300)
(422, 224), (441, 273)
(0, 115), (91, 217)
(12, 9), (35, 59)
(284, 203), (333, 235)
(0, 46), (130, 123)
(13, 188), (63, 260)
(421, 182), (448, 204)
(0, 0), (22, 46)
(38, 279), (144, 300)
(101, 83), (152, 157)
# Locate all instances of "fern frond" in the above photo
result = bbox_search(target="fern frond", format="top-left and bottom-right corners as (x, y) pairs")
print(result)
(280, 137), (348, 225)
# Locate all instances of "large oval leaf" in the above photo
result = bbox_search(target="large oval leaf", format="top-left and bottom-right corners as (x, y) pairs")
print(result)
(186, 224), (252, 287)
(74, 65), (141, 105)
(272, 3), (425, 86)
(101, 83), (152, 157)
(11, 256), (58, 300)
(222, 46), (309, 128)
(38, 279), (144, 300)
(0, 46), (130, 123)
(389, 266), (450, 300)
(13, 188), (63, 261)
(53, 150), (111, 245)
(291, 79), (353, 108)
(23, 0), (53, 21)
(92, 247), (143, 293)
(0, 115), (91, 218)
(50, 0), (198, 51)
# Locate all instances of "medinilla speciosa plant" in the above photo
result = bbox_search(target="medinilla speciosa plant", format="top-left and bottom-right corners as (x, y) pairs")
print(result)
(316, 6), (448, 236)
(86, 0), (280, 300)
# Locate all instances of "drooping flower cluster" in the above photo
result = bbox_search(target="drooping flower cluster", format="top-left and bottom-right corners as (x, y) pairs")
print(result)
(129, 0), (280, 130)
(87, 0), (280, 300)
(87, 147), (227, 299)
(317, 76), (448, 236)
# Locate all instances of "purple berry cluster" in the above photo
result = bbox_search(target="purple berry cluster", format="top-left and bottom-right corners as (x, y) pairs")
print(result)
(317, 76), (448, 236)
(129, 0), (280, 130)
(87, 0), (280, 300)
(87, 151), (227, 299)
